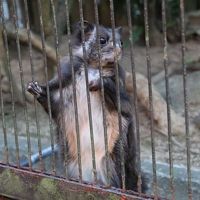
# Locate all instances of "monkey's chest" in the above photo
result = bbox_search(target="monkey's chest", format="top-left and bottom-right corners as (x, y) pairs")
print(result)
(61, 71), (120, 183)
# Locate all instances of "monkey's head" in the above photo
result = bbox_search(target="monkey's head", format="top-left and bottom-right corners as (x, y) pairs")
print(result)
(71, 21), (123, 68)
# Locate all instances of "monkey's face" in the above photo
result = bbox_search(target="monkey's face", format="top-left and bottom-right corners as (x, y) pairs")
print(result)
(72, 21), (123, 68)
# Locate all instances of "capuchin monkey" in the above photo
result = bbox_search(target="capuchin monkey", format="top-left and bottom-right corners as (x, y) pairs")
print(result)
(26, 21), (147, 192)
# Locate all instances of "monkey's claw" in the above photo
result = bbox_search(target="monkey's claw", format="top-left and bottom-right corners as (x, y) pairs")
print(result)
(27, 81), (43, 97)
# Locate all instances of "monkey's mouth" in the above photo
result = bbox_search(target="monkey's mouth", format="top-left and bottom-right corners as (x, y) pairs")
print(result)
(101, 50), (122, 66)
(101, 54), (122, 66)
(88, 48), (122, 68)
(107, 61), (115, 64)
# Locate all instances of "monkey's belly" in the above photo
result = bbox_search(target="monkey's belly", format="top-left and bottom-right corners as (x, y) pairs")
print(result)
(62, 73), (119, 184)
(53, 69), (130, 185)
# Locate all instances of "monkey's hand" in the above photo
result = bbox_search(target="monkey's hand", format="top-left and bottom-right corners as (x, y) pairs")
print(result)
(27, 81), (45, 98)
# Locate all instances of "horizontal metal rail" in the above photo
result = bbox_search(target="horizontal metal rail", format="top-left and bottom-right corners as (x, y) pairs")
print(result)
(0, 164), (155, 200)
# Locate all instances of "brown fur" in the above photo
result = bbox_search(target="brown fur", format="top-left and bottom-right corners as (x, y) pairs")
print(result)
(26, 22), (147, 192)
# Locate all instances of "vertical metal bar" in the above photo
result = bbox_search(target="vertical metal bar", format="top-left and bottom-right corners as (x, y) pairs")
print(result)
(37, 0), (56, 175)
(64, 0), (82, 181)
(23, 0), (44, 171)
(0, 19), (8, 164)
(93, 0), (110, 185)
(179, 1), (192, 199)
(49, 0), (69, 178)
(161, 0), (175, 199)
(0, 59), (9, 164)
(126, 0), (142, 193)
(78, 0), (97, 182)
(11, 0), (31, 170)
(143, 0), (158, 198)
(109, 0), (125, 190)
(0, 0), (19, 167)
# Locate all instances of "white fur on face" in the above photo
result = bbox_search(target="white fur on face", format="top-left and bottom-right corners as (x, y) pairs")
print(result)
(85, 26), (96, 52)
(73, 27), (97, 58)
(88, 68), (100, 82)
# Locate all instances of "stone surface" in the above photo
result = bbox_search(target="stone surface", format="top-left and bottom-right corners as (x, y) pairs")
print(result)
(142, 160), (200, 200)
(155, 71), (200, 114)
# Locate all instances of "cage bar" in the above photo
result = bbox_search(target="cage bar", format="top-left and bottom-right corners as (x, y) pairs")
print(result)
(37, 0), (56, 175)
(93, 0), (111, 185)
(179, 0), (192, 199)
(161, 0), (175, 199)
(0, 0), (20, 167)
(64, 0), (82, 181)
(125, 0), (142, 194)
(11, 0), (32, 170)
(78, 0), (97, 183)
(0, 59), (8, 164)
(109, 0), (126, 190)
(0, 2), (8, 164)
(143, 0), (158, 198)
(49, 0), (70, 178)
(0, 25), (8, 164)
(23, 0), (44, 171)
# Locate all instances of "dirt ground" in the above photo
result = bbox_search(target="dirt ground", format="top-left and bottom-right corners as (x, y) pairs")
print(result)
(0, 38), (200, 172)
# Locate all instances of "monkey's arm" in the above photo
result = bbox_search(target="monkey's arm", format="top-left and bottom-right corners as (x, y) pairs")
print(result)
(27, 56), (82, 114)
(100, 76), (132, 115)
(42, 56), (82, 91)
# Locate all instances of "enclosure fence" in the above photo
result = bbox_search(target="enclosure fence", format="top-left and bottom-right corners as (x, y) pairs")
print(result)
(0, 0), (195, 200)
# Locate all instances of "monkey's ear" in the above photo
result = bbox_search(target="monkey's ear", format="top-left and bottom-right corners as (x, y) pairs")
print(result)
(82, 20), (94, 33)
(72, 20), (94, 35)
(115, 27), (122, 35)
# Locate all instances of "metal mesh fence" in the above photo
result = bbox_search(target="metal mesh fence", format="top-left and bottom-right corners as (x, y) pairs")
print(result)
(0, 0), (196, 199)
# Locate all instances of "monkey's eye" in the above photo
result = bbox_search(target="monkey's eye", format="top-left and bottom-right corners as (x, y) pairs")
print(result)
(100, 37), (107, 45)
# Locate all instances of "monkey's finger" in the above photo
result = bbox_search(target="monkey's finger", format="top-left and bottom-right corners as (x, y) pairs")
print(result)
(27, 81), (42, 97)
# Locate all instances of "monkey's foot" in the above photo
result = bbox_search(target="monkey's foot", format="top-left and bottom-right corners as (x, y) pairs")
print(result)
(27, 81), (43, 98)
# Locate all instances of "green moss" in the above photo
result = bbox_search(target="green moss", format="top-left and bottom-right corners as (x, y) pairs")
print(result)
(0, 170), (24, 195)
(35, 178), (62, 200)
(107, 193), (120, 200)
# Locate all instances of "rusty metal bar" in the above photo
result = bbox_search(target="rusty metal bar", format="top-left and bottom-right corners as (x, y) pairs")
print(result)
(143, 0), (158, 198)
(125, 0), (142, 193)
(179, 1), (192, 199)
(0, 0), (19, 167)
(93, 0), (111, 185)
(0, 58), (8, 164)
(78, 0), (97, 182)
(23, 0), (44, 171)
(109, 0), (125, 190)
(161, 0), (175, 199)
(64, 0), (82, 181)
(49, 0), (69, 178)
(0, 23), (8, 164)
(0, 2), (8, 164)
(11, 0), (31, 170)
(0, 164), (154, 200)
(37, 0), (56, 175)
